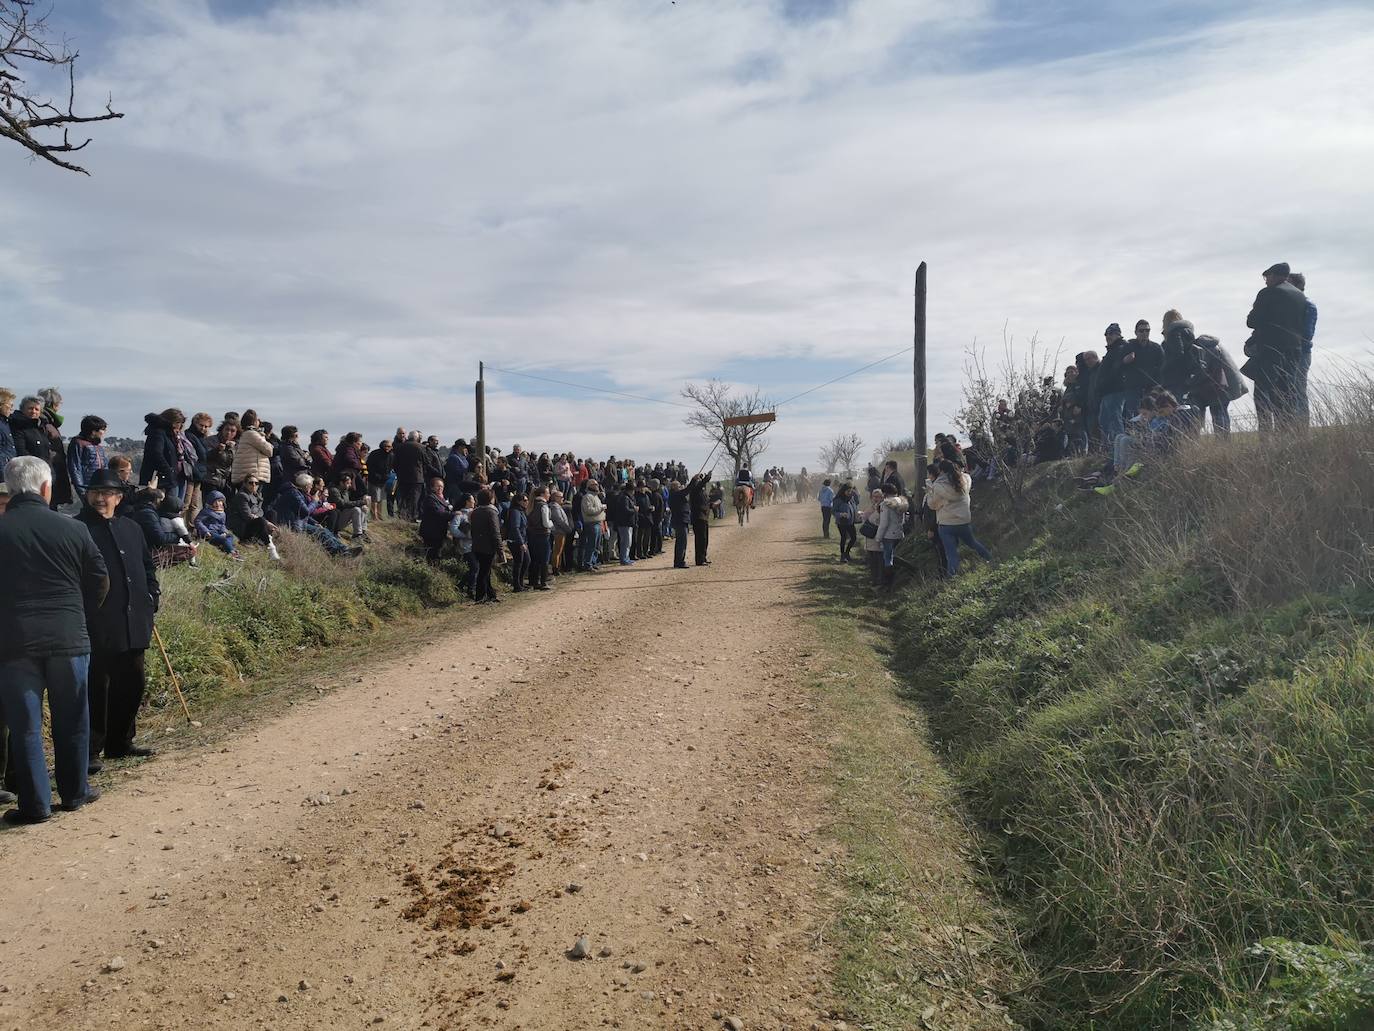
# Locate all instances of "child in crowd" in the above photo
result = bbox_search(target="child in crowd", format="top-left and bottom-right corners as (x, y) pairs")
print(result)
(193, 489), (241, 558)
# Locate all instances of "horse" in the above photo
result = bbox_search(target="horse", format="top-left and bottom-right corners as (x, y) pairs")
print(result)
(734, 484), (753, 525)
(759, 479), (776, 506)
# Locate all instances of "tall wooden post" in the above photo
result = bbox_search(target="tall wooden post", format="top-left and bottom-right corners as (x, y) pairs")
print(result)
(475, 361), (486, 475)
(914, 262), (928, 491)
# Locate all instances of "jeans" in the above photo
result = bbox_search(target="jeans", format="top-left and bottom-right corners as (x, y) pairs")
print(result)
(836, 518), (857, 559)
(509, 544), (529, 591)
(304, 521), (348, 555)
(881, 538), (898, 568)
(1098, 388), (1142, 445)
(820, 506), (832, 538)
(527, 537), (550, 588)
(1206, 401), (1232, 437)
(0, 654), (92, 816)
(475, 551), (496, 600)
(616, 525), (634, 564)
(1298, 349), (1312, 424)
(1112, 433), (1140, 473)
(865, 548), (883, 586)
(673, 521), (689, 565)
(579, 523), (602, 569)
(1254, 353), (1305, 433)
(938, 523), (992, 576)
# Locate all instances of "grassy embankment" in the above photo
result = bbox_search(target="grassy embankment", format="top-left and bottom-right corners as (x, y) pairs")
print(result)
(136, 518), (467, 741)
(879, 415), (1374, 1028)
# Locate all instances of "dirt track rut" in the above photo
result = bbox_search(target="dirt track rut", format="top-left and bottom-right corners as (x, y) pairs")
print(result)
(0, 503), (846, 1031)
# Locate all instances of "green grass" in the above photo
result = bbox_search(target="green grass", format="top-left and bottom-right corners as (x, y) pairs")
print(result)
(879, 430), (1374, 1029)
(797, 548), (1026, 1030)
(137, 519), (468, 740)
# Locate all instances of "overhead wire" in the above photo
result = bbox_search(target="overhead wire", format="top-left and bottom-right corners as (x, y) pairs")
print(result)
(774, 344), (915, 406)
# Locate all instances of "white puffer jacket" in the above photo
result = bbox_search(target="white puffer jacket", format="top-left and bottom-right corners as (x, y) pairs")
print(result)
(876, 495), (909, 541)
(926, 473), (973, 525)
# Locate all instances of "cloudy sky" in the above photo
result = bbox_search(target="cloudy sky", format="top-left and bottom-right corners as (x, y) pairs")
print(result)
(3, 0), (1372, 472)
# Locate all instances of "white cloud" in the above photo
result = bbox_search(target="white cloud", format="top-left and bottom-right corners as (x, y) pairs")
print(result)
(1, 0), (1371, 470)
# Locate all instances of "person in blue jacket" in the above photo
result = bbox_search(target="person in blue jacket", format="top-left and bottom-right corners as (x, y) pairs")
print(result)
(504, 493), (530, 590)
(817, 478), (834, 538)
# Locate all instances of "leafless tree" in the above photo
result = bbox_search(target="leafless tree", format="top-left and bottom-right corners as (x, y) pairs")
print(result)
(682, 379), (773, 478)
(871, 435), (916, 467)
(954, 326), (1062, 507)
(1, 0), (122, 174)
(818, 432), (863, 478)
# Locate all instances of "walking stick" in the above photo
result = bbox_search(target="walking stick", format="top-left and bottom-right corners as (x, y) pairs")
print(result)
(152, 625), (195, 725)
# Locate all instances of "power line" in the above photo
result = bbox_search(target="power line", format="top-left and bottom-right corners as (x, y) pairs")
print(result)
(484, 364), (694, 409)
(775, 345), (915, 407)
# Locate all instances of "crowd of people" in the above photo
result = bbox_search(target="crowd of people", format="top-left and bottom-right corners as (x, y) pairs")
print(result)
(0, 392), (751, 826)
(0, 261), (1321, 826)
(812, 262), (1320, 581)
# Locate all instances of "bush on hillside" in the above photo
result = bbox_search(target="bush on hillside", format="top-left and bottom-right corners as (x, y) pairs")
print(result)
(145, 523), (461, 705)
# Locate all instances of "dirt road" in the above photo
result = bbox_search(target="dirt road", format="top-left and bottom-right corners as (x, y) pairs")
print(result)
(0, 503), (847, 1031)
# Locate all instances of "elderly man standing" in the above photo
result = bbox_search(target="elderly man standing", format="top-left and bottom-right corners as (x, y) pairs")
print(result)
(0, 456), (109, 824)
(75, 469), (160, 769)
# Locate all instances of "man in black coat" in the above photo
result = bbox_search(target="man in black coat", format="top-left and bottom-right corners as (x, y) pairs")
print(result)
(687, 473), (711, 566)
(667, 479), (691, 568)
(1244, 261), (1310, 432)
(74, 470), (160, 768)
(391, 432), (426, 521)
(0, 457), (109, 824)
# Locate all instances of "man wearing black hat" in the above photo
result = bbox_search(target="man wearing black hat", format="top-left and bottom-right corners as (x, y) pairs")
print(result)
(74, 469), (160, 768)
(1243, 262), (1309, 432)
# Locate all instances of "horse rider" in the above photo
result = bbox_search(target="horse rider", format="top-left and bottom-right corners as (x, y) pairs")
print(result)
(735, 466), (756, 509)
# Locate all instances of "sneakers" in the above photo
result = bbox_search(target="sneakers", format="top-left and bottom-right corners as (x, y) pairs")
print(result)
(1093, 484), (1117, 497)
(1124, 463), (1144, 478)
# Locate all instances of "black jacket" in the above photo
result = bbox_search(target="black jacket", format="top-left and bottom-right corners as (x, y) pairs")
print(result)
(185, 427), (211, 484)
(421, 445), (443, 481)
(130, 502), (181, 549)
(1120, 337), (1165, 391)
(75, 509), (158, 653)
(688, 478), (710, 522)
(668, 485), (691, 524)
(1160, 320), (1198, 396)
(1246, 281), (1309, 359)
(1094, 341), (1128, 395)
(280, 441), (310, 483)
(139, 413), (181, 488)
(227, 488), (266, 537)
(1074, 354), (1102, 429)
(366, 448), (391, 485)
(8, 412), (51, 464)
(418, 489), (454, 545)
(609, 491), (638, 527)
(392, 440), (426, 485)
(470, 505), (502, 556)
(0, 493), (109, 659)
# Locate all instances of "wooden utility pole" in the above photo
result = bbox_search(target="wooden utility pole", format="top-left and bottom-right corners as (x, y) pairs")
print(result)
(914, 262), (928, 490)
(475, 361), (486, 474)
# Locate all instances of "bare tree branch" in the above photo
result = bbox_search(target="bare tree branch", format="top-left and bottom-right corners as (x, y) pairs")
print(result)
(818, 432), (863, 479)
(0, 0), (122, 175)
(681, 379), (774, 476)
